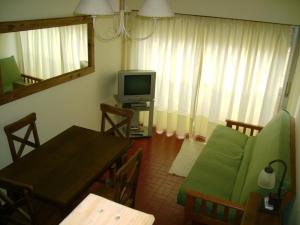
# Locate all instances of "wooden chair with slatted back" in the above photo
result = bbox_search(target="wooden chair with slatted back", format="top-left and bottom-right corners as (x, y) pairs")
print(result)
(0, 177), (39, 225)
(94, 148), (143, 208)
(100, 103), (134, 182)
(100, 103), (133, 138)
(4, 113), (40, 162)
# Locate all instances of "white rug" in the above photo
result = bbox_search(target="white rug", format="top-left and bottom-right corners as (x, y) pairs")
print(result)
(169, 139), (205, 177)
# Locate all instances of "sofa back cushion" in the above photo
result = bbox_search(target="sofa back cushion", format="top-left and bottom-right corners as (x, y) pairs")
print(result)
(238, 110), (291, 204)
(0, 56), (22, 92)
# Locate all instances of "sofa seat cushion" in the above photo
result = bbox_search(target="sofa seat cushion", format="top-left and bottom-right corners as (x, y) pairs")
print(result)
(231, 136), (256, 203)
(178, 125), (248, 205)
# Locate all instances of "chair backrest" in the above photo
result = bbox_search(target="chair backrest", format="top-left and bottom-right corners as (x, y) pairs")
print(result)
(113, 148), (143, 207)
(4, 113), (40, 162)
(100, 103), (133, 138)
(0, 177), (38, 225)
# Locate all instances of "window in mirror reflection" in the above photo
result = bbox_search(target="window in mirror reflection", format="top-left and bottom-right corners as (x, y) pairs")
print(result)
(0, 24), (88, 94)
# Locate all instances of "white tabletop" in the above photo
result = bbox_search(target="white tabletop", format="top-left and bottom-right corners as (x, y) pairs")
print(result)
(60, 194), (155, 225)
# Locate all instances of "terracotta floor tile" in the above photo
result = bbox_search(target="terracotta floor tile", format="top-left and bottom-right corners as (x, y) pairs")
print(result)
(130, 132), (185, 225)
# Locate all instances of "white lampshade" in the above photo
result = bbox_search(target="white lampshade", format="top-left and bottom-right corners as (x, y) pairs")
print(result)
(75, 0), (114, 16)
(138, 0), (174, 17)
(258, 169), (276, 189)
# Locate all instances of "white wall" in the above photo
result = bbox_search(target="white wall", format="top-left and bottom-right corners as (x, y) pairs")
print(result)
(0, 0), (122, 167)
(0, 33), (18, 60)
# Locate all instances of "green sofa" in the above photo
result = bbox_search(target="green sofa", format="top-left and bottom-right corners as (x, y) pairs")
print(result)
(0, 56), (42, 94)
(178, 110), (296, 225)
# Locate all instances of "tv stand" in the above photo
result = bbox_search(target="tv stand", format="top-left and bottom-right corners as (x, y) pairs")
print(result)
(116, 99), (154, 138)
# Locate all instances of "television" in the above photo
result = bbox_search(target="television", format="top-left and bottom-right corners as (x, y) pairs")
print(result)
(116, 70), (156, 103)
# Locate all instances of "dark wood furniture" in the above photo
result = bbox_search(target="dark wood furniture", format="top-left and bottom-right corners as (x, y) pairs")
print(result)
(4, 113), (40, 162)
(225, 120), (263, 136)
(12, 74), (43, 90)
(0, 177), (38, 225)
(0, 126), (132, 212)
(100, 103), (134, 181)
(100, 103), (133, 138)
(241, 192), (281, 225)
(94, 148), (143, 208)
(184, 117), (296, 225)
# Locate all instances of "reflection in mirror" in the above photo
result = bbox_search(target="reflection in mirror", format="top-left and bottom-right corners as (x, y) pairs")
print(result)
(0, 24), (88, 94)
(0, 16), (94, 105)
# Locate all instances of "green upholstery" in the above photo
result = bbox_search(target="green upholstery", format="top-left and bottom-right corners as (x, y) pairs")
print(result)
(238, 110), (291, 203)
(178, 110), (292, 210)
(0, 56), (22, 92)
(230, 136), (256, 203)
(177, 126), (248, 205)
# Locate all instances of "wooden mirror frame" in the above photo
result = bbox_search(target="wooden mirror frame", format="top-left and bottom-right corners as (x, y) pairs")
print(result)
(0, 16), (95, 106)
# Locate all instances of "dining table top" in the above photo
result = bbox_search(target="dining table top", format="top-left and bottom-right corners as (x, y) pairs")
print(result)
(0, 125), (132, 209)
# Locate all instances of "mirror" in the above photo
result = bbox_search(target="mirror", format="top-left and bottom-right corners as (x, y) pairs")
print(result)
(0, 16), (95, 106)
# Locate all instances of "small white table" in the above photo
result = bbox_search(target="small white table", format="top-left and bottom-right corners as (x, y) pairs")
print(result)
(60, 194), (155, 225)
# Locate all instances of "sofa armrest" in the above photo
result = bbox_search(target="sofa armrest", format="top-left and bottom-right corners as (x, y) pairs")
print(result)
(226, 119), (263, 136)
(21, 74), (43, 84)
(184, 190), (245, 225)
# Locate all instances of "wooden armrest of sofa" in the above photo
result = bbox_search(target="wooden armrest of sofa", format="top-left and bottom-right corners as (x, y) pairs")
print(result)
(21, 74), (43, 84)
(226, 119), (263, 136)
(184, 190), (245, 225)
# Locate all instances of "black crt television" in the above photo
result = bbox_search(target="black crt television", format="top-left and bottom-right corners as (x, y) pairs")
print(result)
(117, 70), (156, 103)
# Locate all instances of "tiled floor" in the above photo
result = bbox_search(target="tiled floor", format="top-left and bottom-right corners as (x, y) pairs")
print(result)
(129, 131), (186, 225)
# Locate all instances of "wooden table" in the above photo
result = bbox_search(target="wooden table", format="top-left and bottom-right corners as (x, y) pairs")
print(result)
(241, 192), (281, 225)
(0, 126), (132, 210)
(60, 194), (155, 225)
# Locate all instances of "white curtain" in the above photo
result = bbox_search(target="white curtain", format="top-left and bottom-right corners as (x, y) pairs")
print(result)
(18, 24), (88, 80)
(124, 15), (292, 139)
(59, 24), (88, 73)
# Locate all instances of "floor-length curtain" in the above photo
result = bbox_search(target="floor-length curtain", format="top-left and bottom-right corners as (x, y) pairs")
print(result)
(18, 24), (88, 80)
(124, 15), (292, 139)
(19, 27), (62, 79)
(59, 24), (88, 73)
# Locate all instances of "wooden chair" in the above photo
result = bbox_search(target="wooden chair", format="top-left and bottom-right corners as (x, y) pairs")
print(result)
(100, 103), (134, 182)
(0, 177), (39, 225)
(4, 113), (40, 162)
(93, 148), (143, 208)
(100, 103), (133, 138)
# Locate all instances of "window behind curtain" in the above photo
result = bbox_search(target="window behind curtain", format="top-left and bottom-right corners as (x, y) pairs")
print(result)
(124, 15), (293, 138)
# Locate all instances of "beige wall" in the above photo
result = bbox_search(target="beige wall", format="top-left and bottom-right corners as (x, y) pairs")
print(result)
(0, 0), (122, 167)
(0, 2), (300, 224)
(287, 52), (300, 225)
(130, 0), (300, 25)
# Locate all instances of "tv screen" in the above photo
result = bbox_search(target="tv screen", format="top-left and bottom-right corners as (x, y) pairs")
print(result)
(117, 70), (156, 103)
(124, 75), (151, 95)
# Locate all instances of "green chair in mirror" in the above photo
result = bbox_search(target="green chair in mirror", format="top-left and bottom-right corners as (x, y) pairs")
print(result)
(0, 56), (42, 94)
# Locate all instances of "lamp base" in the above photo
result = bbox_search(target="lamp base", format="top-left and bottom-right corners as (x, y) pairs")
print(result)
(260, 194), (281, 214)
